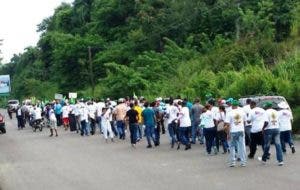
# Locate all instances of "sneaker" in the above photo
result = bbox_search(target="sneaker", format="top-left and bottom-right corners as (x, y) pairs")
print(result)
(49, 134), (53, 137)
(229, 163), (235, 167)
(240, 163), (246, 167)
(258, 157), (266, 165)
(292, 147), (296, 154)
(206, 152), (211, 156)
(248, 154), (254, 159)
(146, 145), (152, 148)
(55, 134), (58, 137)
(278, 162), (284, 166)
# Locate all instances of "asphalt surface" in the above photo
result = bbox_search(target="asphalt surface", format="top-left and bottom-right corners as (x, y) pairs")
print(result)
(0, 110), (299, 190)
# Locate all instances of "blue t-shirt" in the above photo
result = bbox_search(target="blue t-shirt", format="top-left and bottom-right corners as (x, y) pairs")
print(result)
(54, 103), (62, 114)
(142, 108), (155, 126)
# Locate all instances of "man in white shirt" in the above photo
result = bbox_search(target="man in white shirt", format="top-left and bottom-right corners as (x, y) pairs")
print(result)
(225, 100), (247, 167)
(261, 102), (284, 166)
(79, 102), (89, 136)
(177, 101), (192, 150)
(248, 101), (267, 159)
(278, 101), (295, 154)
(165, 98), (179, 148)
(96, 100), (105, 134)
(87, 101), (97, 135)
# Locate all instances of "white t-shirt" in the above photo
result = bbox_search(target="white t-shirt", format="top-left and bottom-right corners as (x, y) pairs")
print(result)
(200, 110), (215, 128)
(265, 109), (279, 130)
(211, 106), (219, 119)
(278, 109), (293, 131)
(178, 107), (191, 127)
(49, 109), (57, 121)
(225, 106), (232, 113)
(225, 108), (246, 133)
(62, 105), (70, 118)
(166, 105), (179, 124)
(88, 103), (97, 120)
(249, 107), (267, 133)
(79, 104), (88, 122)
(215, 111), (226, 122)
(96, 102), (106, 117)
(243, 104), (252, 126)
(34, 107), (42, 120)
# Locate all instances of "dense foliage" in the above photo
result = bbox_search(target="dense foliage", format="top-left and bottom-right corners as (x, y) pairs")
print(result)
(0, 1), (299, 115)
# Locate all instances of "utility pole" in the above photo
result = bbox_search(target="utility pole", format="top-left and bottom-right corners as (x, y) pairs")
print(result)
(88, 46), (95, 98)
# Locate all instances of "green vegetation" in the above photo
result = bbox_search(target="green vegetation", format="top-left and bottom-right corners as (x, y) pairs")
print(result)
(0, 0), (299, 131)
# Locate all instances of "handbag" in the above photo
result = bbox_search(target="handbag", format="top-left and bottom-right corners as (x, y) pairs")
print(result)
(217, 121), (225, 131)
(217, 112), (225, 131)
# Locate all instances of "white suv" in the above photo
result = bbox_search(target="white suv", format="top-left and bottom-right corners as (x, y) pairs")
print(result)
(239, 96), (291, 110)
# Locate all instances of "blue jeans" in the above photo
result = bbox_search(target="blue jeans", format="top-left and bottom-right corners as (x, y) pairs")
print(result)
(178, 127), (190, 145)
(96, 116), (102, 133)
(191, 120), (200, 143)
(129, 123), (138, 144)
(145, 124), (156, 146)
(116, 120), (125, 139)
(262, 129), (283, 162)
(80, 120), (88, 136)
(280, 130), (294, 152)
(168, 123), (176, 146)
(229, 131), (246, 165)
(137, 124), (143, 139)
(203, 127), (217, 154)
(154, 127), (160, 145)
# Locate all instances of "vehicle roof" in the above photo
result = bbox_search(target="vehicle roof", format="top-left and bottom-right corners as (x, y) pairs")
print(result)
(8, 100), (19, 103)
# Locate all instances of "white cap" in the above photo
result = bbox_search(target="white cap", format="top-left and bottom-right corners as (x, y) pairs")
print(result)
(278, 101), (289, 109)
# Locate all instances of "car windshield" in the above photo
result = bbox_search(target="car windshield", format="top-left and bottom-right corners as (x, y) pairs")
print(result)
(8, 100), (18, 104)
(256, 97), (286, 109)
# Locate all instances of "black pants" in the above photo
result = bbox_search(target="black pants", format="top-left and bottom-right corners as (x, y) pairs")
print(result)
(55, 114), (62, 126)
(17, 116), (24, 129)
(216, 130), (228, 152)
(89, 118), (96, 135)
(249, 131), (264, 157)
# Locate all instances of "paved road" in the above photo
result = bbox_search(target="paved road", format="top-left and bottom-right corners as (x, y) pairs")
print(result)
(0, 111), (299, 190)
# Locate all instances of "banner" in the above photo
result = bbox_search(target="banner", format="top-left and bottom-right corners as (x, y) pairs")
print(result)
(55, 93), (63, 100)
(69, 92), (77, 99)
(0, 75), (10, 94)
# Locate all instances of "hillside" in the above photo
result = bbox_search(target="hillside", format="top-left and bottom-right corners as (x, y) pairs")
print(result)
(0, 0), (299, 105)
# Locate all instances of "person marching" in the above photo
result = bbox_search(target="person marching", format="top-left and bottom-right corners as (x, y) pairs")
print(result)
(165, 98), (179, 148)
(177, 101), (192, 150)
(224, 100), (247, 167)
(278, 101), (296, 154)
(125, 103), (139, 148)
(16, 106), (25, 130)
(101, 107), (114, 142)
(49, 107), (58, 137)
(142, 101), (157, 148)
(200, 104), (217, 155)
(260, 102), (284, 166)
(247, 101), (266, 159)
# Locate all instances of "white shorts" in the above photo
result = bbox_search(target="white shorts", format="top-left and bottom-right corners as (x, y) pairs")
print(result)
(50, 120), (57, 129)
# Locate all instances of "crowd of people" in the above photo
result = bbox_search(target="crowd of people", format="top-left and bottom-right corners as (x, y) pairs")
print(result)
(13, 95), (296, 167)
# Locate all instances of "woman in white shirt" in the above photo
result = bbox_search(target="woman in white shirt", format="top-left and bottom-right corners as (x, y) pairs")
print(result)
(200, 104), (216, 155)
(215, 105), (229, 154)
(177, 101), (191, 150)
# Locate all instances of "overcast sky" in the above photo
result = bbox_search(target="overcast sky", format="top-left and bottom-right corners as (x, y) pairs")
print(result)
(0, 0), (74, 63)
